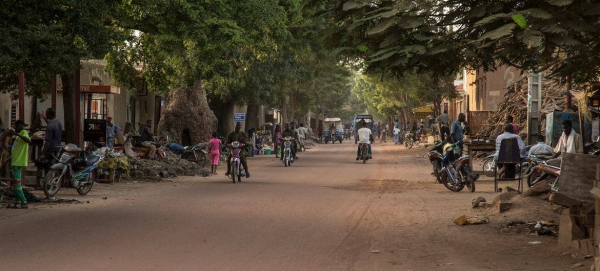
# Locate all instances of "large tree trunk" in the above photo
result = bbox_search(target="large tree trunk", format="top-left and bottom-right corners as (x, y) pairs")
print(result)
(157, 80), (217, 144)
(245, 102), (260, 131)
(221, 101), (235, 137)
(61, 73), (77, 144)
(280, 100), (288, 125)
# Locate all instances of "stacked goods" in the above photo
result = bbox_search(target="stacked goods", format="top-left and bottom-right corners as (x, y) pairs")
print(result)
(476, 77), (569, 138)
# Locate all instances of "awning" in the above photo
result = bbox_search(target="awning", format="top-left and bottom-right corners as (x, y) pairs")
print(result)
(412, 106), (434, 113)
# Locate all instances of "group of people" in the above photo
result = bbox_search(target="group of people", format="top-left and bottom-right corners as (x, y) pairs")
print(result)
(1, 108), (63, 209)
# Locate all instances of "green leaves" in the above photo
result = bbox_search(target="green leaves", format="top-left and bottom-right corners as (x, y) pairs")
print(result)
(512, 14), (527, 29)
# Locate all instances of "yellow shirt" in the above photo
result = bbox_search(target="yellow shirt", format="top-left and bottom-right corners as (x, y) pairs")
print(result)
(11, 130), (30, 167)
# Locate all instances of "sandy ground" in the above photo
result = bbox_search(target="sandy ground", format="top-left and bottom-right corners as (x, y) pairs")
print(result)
(0, 141), (590, 271)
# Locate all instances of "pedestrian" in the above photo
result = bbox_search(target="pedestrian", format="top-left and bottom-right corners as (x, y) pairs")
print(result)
(450, 113), (466, 153)
(436, 110), (451, 142)
(9, 120), (31, 209)
(106, 116), (122, 148)
(39, 108), (62, 163)
(209, 131), (221, 175)
(274, 124), (282, 158)
(393, 126), (400, 145)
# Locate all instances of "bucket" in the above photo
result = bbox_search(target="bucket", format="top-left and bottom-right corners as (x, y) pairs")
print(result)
(264, 149), (272, 155)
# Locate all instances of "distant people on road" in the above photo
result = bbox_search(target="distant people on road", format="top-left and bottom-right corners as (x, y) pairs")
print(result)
(298, 123), (308, 151)
(356, 121), (373, 160)
(226, 122), (250, 178)
(393, 126), (400, 145)
(450, 113), (466, 153)
(209, 131), (221, 175)
(274, 124), (282, 158)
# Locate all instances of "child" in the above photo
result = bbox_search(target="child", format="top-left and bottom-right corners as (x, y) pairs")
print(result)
(10, 120), (31, 209)
(209, 131), (221, 175)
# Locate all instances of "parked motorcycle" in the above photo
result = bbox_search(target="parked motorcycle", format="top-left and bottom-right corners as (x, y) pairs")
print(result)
(526, 156), (560, 189)
(228, 141), (246, 183)
(428, 141), (446, 183)
(281, 136), (295, 167)
(164, 141), (208, 168)
(436, 142), (476, 192)
(43, 144), (105, 197)
(404, 131), (414, 149)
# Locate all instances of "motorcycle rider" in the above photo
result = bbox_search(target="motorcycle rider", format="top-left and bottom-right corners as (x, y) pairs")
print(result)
(356, 121), (373, 160)
(281, 123), (297, 160)
(226, 122), (250, 178)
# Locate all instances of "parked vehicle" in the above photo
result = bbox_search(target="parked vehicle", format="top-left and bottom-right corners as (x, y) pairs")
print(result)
(428, 141), (446, 183)
(404, 131), (415, 149)
(43, 144), (105, 197)
(437, 142), (477, 192)
(526, 156), (559, 189)
(164, 141), (208, 168)
(228, 141), (246, 183)
(281, 136), (295, 167)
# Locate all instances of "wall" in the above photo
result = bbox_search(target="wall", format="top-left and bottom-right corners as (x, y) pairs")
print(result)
(469, 66), (525, 111)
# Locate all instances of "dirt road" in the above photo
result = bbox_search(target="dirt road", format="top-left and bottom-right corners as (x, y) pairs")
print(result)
(0, 142), (587, 270)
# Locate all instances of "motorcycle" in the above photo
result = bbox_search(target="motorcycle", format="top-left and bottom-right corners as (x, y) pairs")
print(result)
(164, 141), (208, 168)
(358, 142), (370, 163)
(335, 130), (343, 144)
(281, 136), (295, 167)
(228, 141), (246, 183)
(43, 144), (105, 197)
(437, 142), (476, 192)
(526, 156), (560, 190)
(343, 129), (351, 140)
(404, 131), (414, 149)
(428, 141), (446, 183)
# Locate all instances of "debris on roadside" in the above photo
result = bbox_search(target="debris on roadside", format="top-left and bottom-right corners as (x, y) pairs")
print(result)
(128, 149), (210, 180)
(454, 214), (489, 225)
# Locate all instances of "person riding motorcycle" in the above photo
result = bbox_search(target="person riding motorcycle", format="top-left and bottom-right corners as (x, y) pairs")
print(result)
(356, 121), (373, 160)
(281, 123), (298, 160)
(226, 122), (250, 178)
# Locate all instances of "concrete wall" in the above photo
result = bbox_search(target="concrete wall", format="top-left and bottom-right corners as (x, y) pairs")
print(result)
(465, 66), (525, 112)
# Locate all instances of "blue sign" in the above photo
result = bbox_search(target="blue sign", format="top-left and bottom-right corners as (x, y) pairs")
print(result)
(234, 113), (246, 122)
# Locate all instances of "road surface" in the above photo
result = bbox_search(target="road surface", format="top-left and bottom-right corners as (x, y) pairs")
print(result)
(0, 142), (585, 270)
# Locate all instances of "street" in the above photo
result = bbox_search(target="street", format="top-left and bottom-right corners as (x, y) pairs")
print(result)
(0, 142), (584, 271)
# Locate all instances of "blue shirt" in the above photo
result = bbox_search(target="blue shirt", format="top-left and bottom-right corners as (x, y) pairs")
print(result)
(107, 123), (122, 139)
(450, 120), (463, 142)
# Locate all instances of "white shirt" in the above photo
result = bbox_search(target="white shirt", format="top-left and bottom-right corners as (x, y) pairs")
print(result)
(297, 127), (307, 138)
(495, 132), (525, 156)
(358, 128), (372, 144)
(554, 131), (583, 154)
(529, 142), (554, 157)
(393, 127), (400, 135)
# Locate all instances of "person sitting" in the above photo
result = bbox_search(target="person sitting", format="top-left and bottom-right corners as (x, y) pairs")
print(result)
(140, 120), (158, 159)
(552, 119), (583, 158)
(495, 124), (525, 178)
(356, 122), (373, 160)
(226, 122), (250, 178)
(528, 135), (554, 158)
(281, 123), (297, 160)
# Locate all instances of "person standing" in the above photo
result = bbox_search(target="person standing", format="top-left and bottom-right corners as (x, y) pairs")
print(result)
(9, 120), (31, 209)
(393, 126), (400, 145)
(39, 108), (62, 162)
(436, 110), (451, 141)
(450, 113), (466, 153)
(209, 131), (221, 175)
(106, 116), (122, 148)
(316, 123), (323, 143)
(298, 123), (308, 151)
(274, 124), (282, 158)
(506, 116), (519, 135)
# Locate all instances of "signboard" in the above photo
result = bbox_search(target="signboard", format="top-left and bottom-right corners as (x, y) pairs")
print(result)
(80, 85), (120, 94)
(234, 113), (246, 122)
(84, 119), (107, 142)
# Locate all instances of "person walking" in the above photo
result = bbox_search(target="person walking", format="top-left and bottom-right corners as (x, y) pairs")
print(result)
(106, 116), (122, 148)
(450, 113), (466, 153)
(9, 120), (31, 209)
(436, 110), (451, 142)
(393, 126), (400, 145)
(209, 132), (221, 175)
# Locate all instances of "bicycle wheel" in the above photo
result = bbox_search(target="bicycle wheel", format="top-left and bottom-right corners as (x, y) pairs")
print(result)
(482, 158), (494, 173)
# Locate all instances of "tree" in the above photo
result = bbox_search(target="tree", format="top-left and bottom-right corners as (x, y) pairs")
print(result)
(0, 0), (128, 143)
(323, 0), (600, 83)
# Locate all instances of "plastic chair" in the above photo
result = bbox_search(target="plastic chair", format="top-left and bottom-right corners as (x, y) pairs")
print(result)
(494, 137), (523, 193)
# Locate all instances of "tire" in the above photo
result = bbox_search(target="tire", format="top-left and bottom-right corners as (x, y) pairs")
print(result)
(232, 164), (237, 183)
(284, 151), (289, 167)
(43, 169), (63, 198)
(464, 166), (476, 192)
(236, 167), (242, 183)
(405, 139), (413, 149)
(482, 158), (494, 173)
(527, 170), (541, 188)
(195, 151), (208, 168)
(77, 170), (95, 196)
(440, 170), (465, 192)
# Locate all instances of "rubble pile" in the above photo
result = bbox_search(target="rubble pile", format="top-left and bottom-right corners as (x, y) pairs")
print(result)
(476, 77), (568, 138)
(128, 150), (210, 180)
